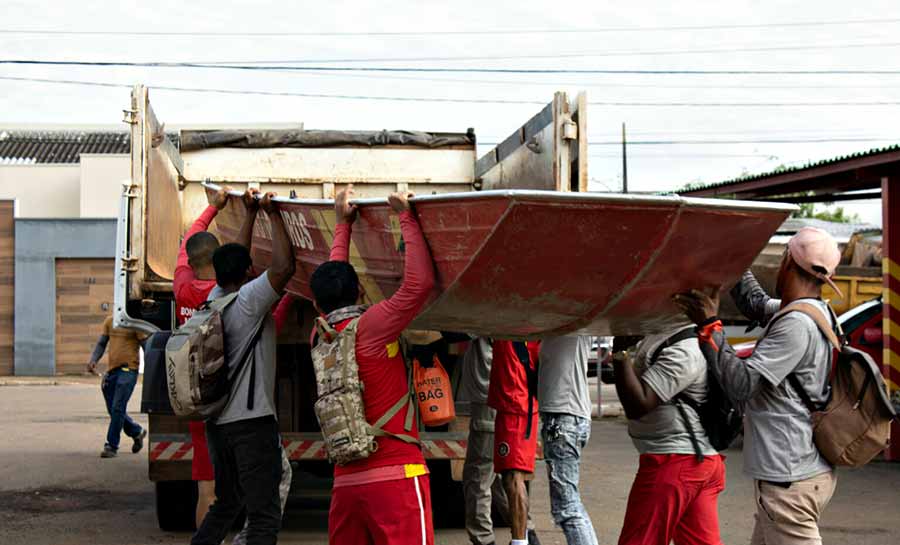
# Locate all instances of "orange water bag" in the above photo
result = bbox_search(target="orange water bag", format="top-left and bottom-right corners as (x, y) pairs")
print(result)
(413, 355), (456, 426)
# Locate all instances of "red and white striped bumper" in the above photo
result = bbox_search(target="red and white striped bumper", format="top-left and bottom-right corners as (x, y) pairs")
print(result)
(149, 436), (468, 462)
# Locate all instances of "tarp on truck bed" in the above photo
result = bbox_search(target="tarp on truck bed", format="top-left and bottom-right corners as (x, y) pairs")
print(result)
(180, 129), (475, 152)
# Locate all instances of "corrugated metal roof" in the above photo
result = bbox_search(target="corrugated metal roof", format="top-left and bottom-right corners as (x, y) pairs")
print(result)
(0, 130), (130, 165)
(682, 143), (900, 194)
(777, 218), (880, 238)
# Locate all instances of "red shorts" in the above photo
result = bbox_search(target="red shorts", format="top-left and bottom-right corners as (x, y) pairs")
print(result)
(493, 411), (539, 474)
(189, 421), (214, 481)
(329, 475), (434, 545)
(618, 454), (726, 545)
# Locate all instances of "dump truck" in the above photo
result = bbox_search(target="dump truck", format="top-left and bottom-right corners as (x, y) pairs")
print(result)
(115, 85), (794, 530)
(114, 85), (589, 530)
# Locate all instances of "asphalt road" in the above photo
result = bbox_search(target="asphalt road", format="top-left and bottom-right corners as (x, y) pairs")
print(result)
(2, 379), (899, 545)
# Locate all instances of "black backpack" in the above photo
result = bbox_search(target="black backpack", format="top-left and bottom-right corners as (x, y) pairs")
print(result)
(648, 329), (743, 460)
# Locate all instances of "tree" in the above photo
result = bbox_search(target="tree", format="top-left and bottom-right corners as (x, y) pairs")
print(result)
(792, 202), (860, 223)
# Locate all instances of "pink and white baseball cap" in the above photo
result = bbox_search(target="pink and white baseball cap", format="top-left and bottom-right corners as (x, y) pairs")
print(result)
(787, 227), (843, 298)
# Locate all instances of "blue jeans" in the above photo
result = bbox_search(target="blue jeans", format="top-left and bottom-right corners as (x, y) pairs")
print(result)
(541, 413), (599, 545)
(101, 367), (142, 450)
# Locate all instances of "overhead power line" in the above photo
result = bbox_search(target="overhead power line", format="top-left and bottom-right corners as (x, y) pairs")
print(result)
(163, 41), (900, 64)
(5, 76), (900, 108)
(1, 18), (899, 36)
(5, 59), (900, 75)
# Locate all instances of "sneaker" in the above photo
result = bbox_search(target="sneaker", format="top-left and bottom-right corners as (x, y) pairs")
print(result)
(132, 429), (147, 453)
(527, 530), (541, 545)
(100, 446), (117, 458)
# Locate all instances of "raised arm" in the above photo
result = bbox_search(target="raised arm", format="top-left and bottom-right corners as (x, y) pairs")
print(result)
(173, 187), (227, 296)
(237, 188), (260, 250)
(260, 192), (296, 293)
(329, 185), (357, 262)
(357, 192), (435, 353)
(272, 293), (297, 335)
(676, 288), (769, 402)
(729, 269), (781, 324)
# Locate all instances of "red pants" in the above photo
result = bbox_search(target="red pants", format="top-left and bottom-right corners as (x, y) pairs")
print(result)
(189, 420), (214, 481)
(619, 454), (726, 545)
(329, 475), (434, 545)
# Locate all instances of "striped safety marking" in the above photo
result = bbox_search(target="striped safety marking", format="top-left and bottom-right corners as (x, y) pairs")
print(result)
(885, 258), (900, 392)
(148, 438), (469, 462)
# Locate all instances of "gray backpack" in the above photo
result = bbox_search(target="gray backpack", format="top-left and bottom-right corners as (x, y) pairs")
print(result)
(165, 292), (263, 420)
(311, 317), (418, 466)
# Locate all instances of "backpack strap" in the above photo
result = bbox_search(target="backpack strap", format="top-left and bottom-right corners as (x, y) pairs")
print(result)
(207, 291), (240, 313)
(340, 317), (420, 445)
(213, 291), (266, 412)
(648, 328), (704, 461)
(512, 342), (538, 439)
(765, 302), (841, 351)
(766, 301), (839, 414)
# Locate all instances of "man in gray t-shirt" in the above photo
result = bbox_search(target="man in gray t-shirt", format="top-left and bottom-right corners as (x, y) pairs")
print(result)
(192, 192), (295, 545)
(676, 227), (842, 545)
(613, 327), (726, 545)
(537, 336), (599, 545)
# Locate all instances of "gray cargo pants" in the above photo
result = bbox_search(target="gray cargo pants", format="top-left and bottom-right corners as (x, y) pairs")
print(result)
(463, 403), (533, 545)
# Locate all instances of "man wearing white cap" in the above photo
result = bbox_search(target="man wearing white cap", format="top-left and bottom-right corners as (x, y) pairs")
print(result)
(675, 227), (842, 545)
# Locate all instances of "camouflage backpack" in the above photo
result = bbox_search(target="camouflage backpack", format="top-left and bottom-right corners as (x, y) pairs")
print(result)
(311, 316), (418, 466)
(165, 292), (264, 420)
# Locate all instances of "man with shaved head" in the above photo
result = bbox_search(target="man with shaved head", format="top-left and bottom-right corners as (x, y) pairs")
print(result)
(174, 187), (229, 529)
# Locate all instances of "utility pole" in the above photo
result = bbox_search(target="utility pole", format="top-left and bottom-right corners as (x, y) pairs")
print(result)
(621, 122), (628, 194)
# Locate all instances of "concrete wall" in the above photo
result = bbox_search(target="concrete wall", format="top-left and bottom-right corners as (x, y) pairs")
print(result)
(79, 155), (129, 218)
(0, 165), (80, 217)
(14, 219), (116, 375)
(0, 154), (127, 219)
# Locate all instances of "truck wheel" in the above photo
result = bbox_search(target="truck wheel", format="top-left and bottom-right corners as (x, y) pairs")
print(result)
(429, 461), (466, 528)
(155, 480), (198, 531)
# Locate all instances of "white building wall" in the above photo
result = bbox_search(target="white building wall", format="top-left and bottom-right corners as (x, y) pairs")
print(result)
(0, 154), (128, 218)
(0, 164), (80, 217)
(79, 155), (129, 218)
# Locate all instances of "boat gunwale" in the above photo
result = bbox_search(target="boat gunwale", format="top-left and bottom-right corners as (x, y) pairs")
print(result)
(201, 182), (798, 214)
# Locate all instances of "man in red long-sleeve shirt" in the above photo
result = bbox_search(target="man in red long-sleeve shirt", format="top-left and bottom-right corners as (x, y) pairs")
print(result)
(175, 187), (297, 532)
(174, 187), (228, 527)
(310, 185), (436, 545)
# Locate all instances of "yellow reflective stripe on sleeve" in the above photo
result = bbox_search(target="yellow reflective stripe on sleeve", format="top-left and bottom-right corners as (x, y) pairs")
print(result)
(404, 463), (428, 479)
(387, 341), (400, 359)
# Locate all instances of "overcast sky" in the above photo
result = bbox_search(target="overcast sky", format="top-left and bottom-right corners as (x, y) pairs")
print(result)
(1, 0), (896, 224)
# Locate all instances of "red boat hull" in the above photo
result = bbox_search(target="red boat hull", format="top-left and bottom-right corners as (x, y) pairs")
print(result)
(208, 188), (792, 337)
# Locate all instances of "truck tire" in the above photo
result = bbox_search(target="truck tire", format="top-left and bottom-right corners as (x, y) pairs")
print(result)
(428, 461), (465, 529)
(155, 480), (198, 531)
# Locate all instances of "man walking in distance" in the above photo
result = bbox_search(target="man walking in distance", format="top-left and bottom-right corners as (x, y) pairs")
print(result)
(538, 336), (599, 545)
(456, 337), (538, 545)
(612, 327), (726, 545)
(191, 192), (295, 545)
(310, 185), (436, 545)
(676, 227), (842, 545)
(488, 340), (541, 545)
(87, 315), (148, 458)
